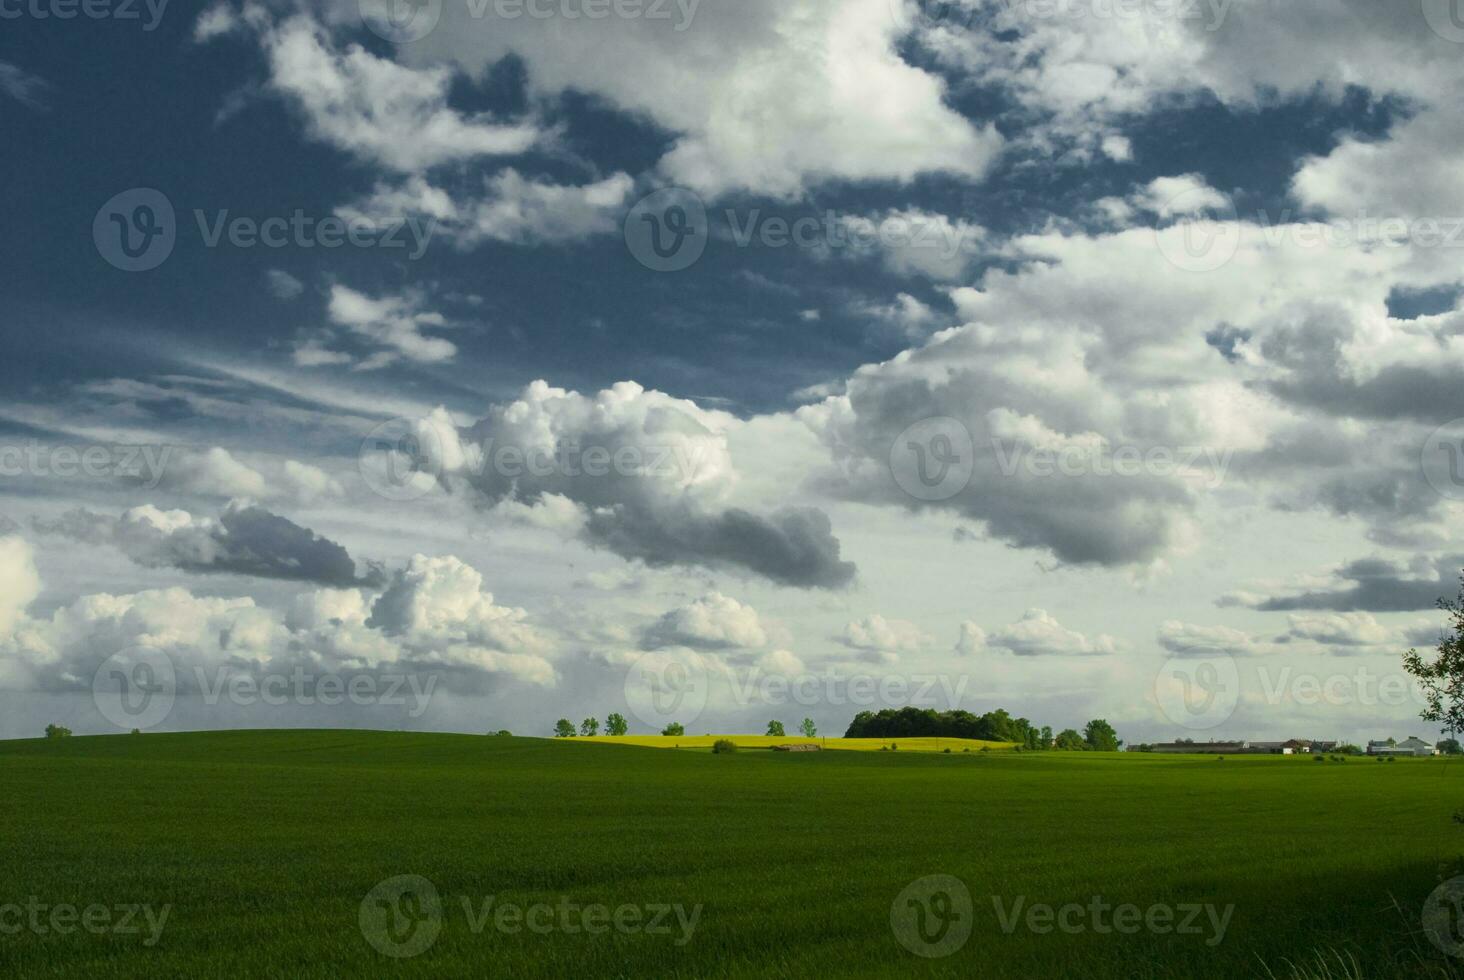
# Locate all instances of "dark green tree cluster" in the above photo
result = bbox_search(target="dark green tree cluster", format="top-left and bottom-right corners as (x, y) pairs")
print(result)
(844, 708), (1116, 750)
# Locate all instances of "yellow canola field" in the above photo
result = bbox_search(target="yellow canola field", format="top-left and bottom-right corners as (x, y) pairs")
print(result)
(574, 735), (1018, 753)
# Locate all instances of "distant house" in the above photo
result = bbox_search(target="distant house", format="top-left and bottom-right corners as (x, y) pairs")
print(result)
(1144, 739), (1335, 755)
(1367, 738), (1437, 757)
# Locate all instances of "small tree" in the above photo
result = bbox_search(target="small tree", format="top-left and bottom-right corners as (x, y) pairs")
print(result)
(1440, 738), (1462, 755)
(766, 720), (785, 737)
(799, 718), (817, 738)
(1054, 728), (1086, 751)
(1084, 719), (1121, 752)
(1404, 577), (1464, 739)
(580, 717), (599, 737)
(712, 739), (737, 754)
(662, 722), (685, 736)
(604, 713), (629, 736)
(553, 718), (576, 738)
(44, 723), (72, 739)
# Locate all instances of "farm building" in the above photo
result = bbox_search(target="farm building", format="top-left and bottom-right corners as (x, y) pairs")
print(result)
(1367, 738), (1438, 757)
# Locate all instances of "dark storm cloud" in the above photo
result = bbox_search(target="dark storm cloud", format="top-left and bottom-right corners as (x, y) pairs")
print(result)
(1227, 554), (1464, 612)
(585, 503), (856, 590)
(35, 504), (383, 588)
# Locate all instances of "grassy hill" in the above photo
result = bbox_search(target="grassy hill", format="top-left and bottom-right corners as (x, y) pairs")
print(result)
(1, 730), (1460, 978)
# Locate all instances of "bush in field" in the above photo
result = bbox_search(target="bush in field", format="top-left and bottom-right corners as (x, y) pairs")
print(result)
(662, 722), (685, 737)
(1313, 754), (1326, 763)
(44, 724), (72, 739)
(712, 739), (737, 754)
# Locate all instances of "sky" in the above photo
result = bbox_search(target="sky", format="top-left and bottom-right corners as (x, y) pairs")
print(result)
(3, 0), (1464, 745)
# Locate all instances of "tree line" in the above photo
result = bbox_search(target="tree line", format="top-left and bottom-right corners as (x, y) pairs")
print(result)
(844, 707), (1121, 751)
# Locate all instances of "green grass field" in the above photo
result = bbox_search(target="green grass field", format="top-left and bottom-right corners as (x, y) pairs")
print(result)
(2, 731), (1461, 978)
